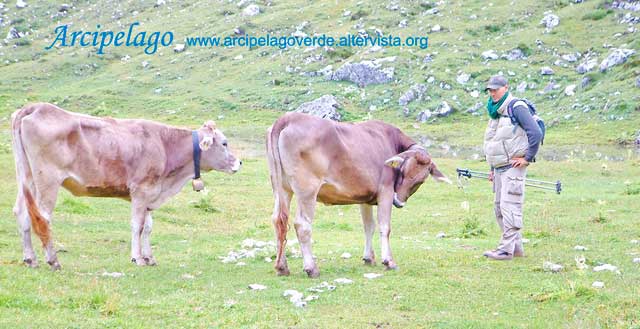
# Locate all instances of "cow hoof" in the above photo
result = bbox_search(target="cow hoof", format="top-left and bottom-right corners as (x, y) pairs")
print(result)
(23, 258), (38, 268)
(143, 256), (157, 266)
(275, 265), (290, 276)
(362, 257), (376, 266)
(382, 259), (398, 270)
(47, 260), (61, 271)
(305, 267), (320, 278)
(131, 258), (147, 266)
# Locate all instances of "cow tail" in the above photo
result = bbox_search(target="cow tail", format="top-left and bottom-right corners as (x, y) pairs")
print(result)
(23, 186), (51, 247)
(266, 120), (290, 253)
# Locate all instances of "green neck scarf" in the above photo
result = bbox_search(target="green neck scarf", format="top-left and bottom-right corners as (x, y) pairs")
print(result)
(486, 91), (509, 119)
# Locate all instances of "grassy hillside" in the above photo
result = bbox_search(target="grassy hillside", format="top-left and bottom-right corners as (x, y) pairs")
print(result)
(1, 0), (639, 150)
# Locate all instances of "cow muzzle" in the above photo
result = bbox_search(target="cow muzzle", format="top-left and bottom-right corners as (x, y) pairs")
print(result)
(392, 192), (405, 208)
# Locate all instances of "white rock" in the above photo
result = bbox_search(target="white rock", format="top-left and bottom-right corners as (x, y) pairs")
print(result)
(633, 258), (640, 263)
(436, 232), (446, 239)
(456, 73), (470, 84)
(16, 0), (27, 9)
(540, 13), (559, 29)
(248, 284), (267, 290)
(540, 66), (554, 75)
(543, 261), (563, 273)
(592, 281), (605, 288)
(174, 44), (186, 53)
(593, 264), (618, 272)
(182, 273), (195, 279)
(522, 238), (530, 244)
(340, 252), (352, 259)
(631, 240), (639, 244)
(293, 300), (307, 308)
(363, 273), (383, 279)
(431, 24), (441, 32)
(264, 257), (272, 263)
(575, 255), (589, 270)
(470, 90), (479, 98)
(599, 48), (635, 72)
(334, 278), (354, 284)
(242, 4), (260, 16)
(482, 50), (499, 60)
(102, 271), (125, 278)
(574, 245), (587, 251)
(141, 61), (150, 68)
(283, 289), (304, 303)
(304, 295), (319, 301)
(564, 84), (576, 96)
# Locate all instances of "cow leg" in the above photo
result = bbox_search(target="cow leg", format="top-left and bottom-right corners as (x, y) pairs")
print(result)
(141, 210), (156, 266)
(272, 190), (292, 276)
(377, 201), (397, 270)
(294, 195), (319, 278)
(360, 204), (376, 266)
(13, 194), (37, 267)
(31, 178), (61, 271)
(130, 204), (147, 266)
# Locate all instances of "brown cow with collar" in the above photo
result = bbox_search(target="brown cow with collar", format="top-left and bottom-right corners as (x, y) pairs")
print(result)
(11, 103), (241, 270)
(267, 112), (450, 277)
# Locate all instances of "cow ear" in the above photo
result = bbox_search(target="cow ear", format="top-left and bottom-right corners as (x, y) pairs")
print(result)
(202, 120), (216, 132)
(415, 152), (431, 165)
(199, 136), (214, 151)
(385, 156), (404, 168)
(430, 164), (452, 184)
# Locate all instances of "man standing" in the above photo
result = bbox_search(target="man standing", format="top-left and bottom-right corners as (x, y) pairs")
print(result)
(482, 75), (542, 260)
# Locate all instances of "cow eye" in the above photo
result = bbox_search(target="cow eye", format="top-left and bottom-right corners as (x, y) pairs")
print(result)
(222, 141), (228, 147)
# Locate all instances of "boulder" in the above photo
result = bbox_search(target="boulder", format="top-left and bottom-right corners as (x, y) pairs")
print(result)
(329, 60), (394, 87)
(599, 48), (635, 72)
(294, 95), (342, 121)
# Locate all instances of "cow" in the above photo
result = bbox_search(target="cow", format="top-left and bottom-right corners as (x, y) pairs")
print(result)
(266, 112), (450, 278)
(11, 103), (241, 270)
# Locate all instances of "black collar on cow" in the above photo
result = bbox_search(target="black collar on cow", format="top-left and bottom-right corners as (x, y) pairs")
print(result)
(192, 130), (201, 179)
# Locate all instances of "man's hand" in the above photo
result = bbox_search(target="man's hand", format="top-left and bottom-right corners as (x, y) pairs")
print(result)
(511, 157), (529, 168)
(488, 170), (494, 182)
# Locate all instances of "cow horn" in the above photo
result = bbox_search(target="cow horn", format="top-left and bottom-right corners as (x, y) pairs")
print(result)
(392, 192), (405, 208)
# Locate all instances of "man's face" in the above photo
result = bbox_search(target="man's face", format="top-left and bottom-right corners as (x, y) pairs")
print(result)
(488, 85), (508, 102)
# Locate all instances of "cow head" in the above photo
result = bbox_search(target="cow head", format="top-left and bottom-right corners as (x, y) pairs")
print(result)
(384, 147), (451, 208)
(198, 121), (242, 174)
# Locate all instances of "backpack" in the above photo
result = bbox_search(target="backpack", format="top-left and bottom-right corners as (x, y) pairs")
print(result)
(506, 98), (546, 145)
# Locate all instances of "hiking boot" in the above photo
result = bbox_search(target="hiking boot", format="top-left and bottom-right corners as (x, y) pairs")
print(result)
(514, 243), (525, 257)
(483, 250), (513, 260)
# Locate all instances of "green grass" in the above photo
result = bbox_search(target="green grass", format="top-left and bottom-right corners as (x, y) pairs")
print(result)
(1, 155), (639, 328)
(0, 0), (639, 327)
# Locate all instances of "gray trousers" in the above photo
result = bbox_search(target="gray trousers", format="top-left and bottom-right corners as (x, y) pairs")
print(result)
(493, 166), (526, 254)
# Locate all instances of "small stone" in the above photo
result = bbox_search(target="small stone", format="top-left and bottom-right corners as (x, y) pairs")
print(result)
(182, 273), (195, 279)
(174, 44), (186, 53)
(456, 73), (470, 84)
(340, 252), (352, 259)
(470, 90), (479, 98)
(141, 61), (150, 68)
(564, 84), (576, 96)
(593, 264), (618, 272)
(540, 67), (554, 75)
(581, 76), (591, 88)
(540, 13), (559, 29)
(516, 81), (528, 93)
(242, 4), (260, 16)
(101, 271), (125, 278)
(436, 232), (446, 238)
(304, 295), (319, 301)
(16, 0), (27, 9)
(592, 281), (605, 289)
(363, 273), (383, 279)
(632, 258), (640, 264)
(576, 58), (598, 74)
(248, 284), (267, 290)
(431, 24), (441, 32)
(482, 50), (499, 60)
(283, 289), (304, 303)
(543, 261), (563, 273)
(574, 245), (587, 251)
(334, 278), (354, 284)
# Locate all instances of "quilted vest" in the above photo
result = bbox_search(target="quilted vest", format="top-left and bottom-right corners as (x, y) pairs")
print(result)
(483, 94), (529, 168)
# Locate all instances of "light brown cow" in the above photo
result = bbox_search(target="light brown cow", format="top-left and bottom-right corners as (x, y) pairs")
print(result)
(11, 103), (241, 270)
(267, 112), (450, 277)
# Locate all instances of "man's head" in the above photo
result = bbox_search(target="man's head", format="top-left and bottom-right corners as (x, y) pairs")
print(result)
(485, 75), (509, 102)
